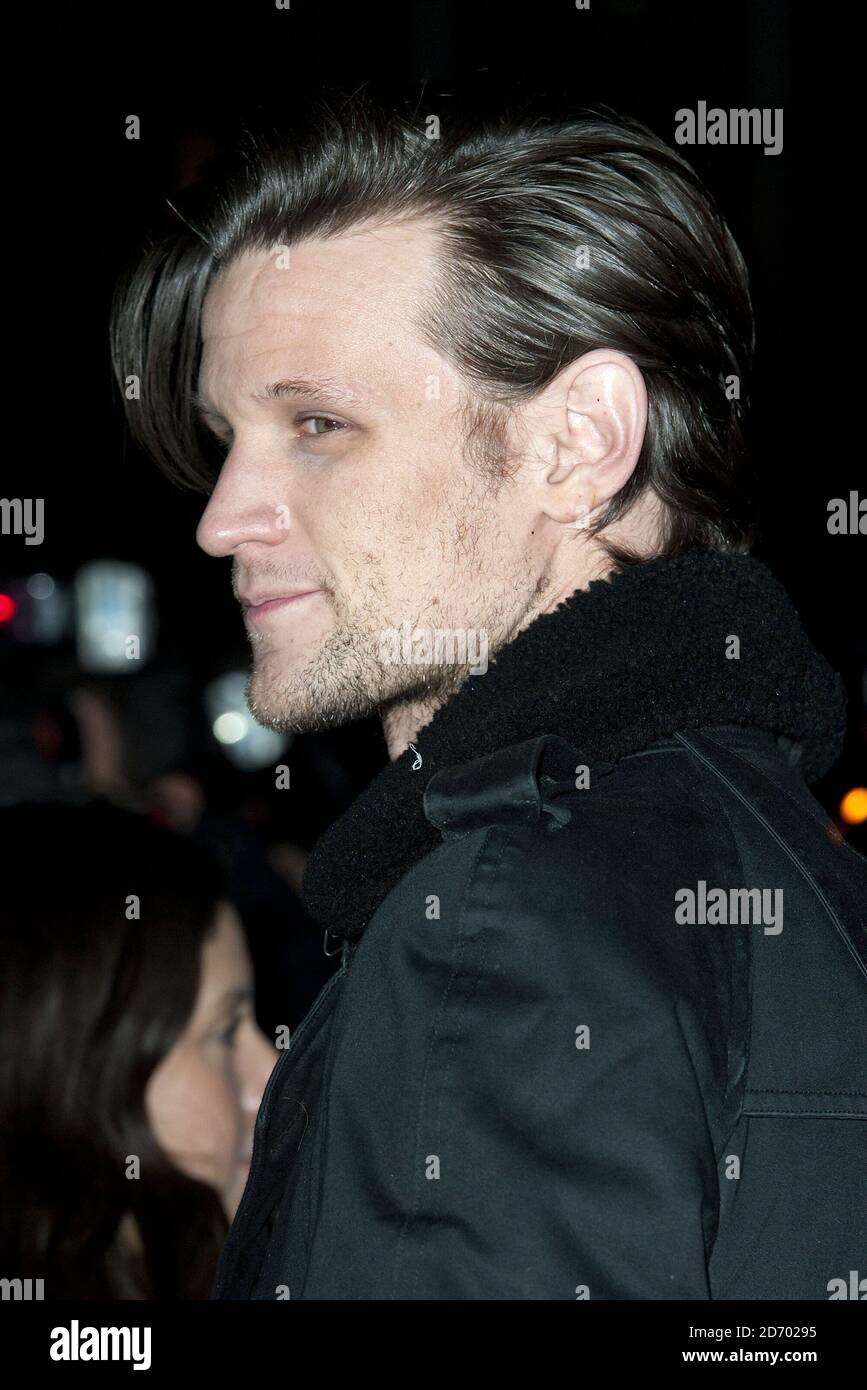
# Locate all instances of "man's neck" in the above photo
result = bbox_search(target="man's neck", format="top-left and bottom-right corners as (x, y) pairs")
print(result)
(382, 693), (446, 762)
(379, 575), (592, 761)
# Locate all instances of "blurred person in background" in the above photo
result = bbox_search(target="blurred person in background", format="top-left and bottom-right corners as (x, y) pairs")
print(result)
(0, 802), (276, 1299)
(0, 647), (348, 1033)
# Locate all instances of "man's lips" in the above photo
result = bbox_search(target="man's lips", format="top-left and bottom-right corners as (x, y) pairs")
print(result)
(240, 590), (322, 622)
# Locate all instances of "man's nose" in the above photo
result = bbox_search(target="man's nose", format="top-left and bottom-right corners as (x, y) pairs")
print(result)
(196, 452), (291, 558)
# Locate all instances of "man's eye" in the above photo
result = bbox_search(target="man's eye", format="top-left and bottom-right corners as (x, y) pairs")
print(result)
(298, 415), (349, 438)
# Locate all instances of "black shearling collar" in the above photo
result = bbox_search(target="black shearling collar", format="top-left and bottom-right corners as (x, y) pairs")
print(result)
(302, 548), (846, 944)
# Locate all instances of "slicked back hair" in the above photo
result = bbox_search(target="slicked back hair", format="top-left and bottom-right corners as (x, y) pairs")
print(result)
(110, 93), (757, 565)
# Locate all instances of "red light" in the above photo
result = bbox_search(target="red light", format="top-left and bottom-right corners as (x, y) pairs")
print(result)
(0, 593), (16, 622)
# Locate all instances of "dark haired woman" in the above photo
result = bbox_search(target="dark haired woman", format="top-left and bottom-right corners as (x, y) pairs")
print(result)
(0, 801), (277, 1299)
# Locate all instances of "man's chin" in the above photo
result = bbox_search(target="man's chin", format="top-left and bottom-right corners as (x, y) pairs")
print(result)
(245, 664), (379, 735)
(245, 666), (307, 734)
(246, 675), (319, 735)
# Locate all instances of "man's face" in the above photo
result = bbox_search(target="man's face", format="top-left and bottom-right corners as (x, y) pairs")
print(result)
(195, 220), (546, 735)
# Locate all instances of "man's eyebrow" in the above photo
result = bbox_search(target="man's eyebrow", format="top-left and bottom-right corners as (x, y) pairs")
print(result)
(252, 378), (372, 408)
(193, 377), (373, 421)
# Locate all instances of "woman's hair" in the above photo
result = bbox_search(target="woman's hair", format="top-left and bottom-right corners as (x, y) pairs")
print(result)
(0, 801), (231, 1299)
(110, 89), (757, 566)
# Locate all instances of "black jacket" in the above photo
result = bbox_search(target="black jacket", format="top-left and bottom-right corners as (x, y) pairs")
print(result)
(213, 550), (867, 1300)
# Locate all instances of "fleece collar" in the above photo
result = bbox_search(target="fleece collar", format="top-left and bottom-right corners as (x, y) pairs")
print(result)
(302, 549), (846, 944)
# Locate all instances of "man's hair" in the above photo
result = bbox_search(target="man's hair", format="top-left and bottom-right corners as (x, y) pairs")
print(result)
(110, 93), (757, 564)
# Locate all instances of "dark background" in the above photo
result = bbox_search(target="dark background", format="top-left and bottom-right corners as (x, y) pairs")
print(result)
(2, 0), (864, 1024)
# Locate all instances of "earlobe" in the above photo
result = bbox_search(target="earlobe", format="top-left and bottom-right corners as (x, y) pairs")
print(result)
(571, 491), (599, 532)
(541, 489), (601, 529)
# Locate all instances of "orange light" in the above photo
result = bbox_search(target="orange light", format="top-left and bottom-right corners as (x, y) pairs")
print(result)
(0, 593), (16, 622)
(840, 787), (867, 825)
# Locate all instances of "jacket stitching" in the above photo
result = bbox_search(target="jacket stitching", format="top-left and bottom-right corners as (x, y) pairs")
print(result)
(711, 1115), (788, 1298)
(741, 1106), (867, 1117)
(670, 749), (752, 1142)
(747, 1087), (867, 1095)
(671, 999), (722, 1286)
(213, 966), (346, 1297)
(759, 754), (867, 874)
(675, 732), (867, 988)
(389, 826), (498, 1300)
(301, 964), (357, 1293)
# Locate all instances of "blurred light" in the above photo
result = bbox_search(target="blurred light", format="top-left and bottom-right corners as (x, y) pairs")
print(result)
(203, 671), (290, 771)
(75, 561), (155, 672)
(213, 711), (247, 745)
(1, 575), (70, 644)
(840, 787), (867, 826)
(27, 572), (55, 600)
(25, 576), (70, 644)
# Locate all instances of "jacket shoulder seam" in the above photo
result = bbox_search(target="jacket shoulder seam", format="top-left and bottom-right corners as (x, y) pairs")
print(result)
(675, 731), (867, 987)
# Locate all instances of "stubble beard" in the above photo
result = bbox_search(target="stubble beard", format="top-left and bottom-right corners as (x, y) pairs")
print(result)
(244, 581), (478, 737)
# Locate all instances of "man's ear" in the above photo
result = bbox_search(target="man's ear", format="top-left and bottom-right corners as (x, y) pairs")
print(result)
(523, 349), (647, 529)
